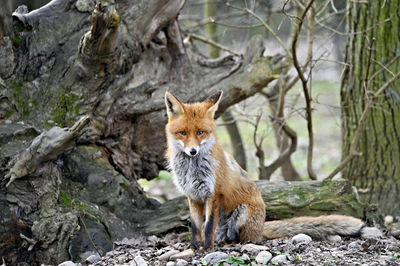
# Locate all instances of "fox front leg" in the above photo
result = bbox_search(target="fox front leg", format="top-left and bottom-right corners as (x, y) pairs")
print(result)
(203, 197), (220, 251)
(187, 197), (204, 249)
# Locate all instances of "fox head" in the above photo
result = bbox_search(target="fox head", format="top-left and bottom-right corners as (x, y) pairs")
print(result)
(165, 91), (223, 157)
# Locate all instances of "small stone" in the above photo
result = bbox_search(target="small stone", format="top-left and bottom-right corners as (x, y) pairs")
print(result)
(270, 254), (287, 265)
(348, 241), (360, 249)
(240, 243), (268, 254)
(230, 251), (240, 257)
(204, 251), (229, 264)
(255, 251), (272, 264)
(58, 261), (76, 266)
(191, 259), (201, 265)
(159, 250), (180, 261)
(361, 227), (383, 238)
(326, 235), (342, 242)
(175, 259), (188, 266)
(166, 262), (175, 266)
(117, 255), (129, 263)
(170, 249), (195, 260)
(291, 234), (312, 245)
(85, 254), (101, 264)
(384, 215), (394, 227)
(134, 255), (147, 266)
(241, 254), (250, 260)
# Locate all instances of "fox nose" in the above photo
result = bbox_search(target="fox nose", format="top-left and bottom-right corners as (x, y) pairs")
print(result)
(190, 148), (198, 156)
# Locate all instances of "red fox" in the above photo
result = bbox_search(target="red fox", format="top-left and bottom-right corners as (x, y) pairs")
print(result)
(164, 90), (364, 250)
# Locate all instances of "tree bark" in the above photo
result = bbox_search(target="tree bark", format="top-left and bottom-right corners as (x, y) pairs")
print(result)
(341, 0), (400, 216)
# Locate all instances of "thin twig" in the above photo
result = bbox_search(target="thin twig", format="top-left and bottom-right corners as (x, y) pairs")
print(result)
(79, 215), (101, 256)
(291, 0), (317, 180)
(315, 0), (331, 15)
(317, 7), (348, 24)
(186, 33), (241, 56)
(315, 16), (392, 36)
(282, 2), (314, 95)
(226, 2), (291, 56)
(368, 54), (400, 85)
(265, 77), (298, 177)
(210, 18), (264, 29)
(371, 58), (395, 77)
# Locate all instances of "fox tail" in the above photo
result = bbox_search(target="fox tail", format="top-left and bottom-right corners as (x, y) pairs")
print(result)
(263, 215), (365, 239)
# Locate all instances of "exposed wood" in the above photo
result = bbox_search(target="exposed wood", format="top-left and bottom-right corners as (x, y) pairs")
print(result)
(5, 115), (90, 187)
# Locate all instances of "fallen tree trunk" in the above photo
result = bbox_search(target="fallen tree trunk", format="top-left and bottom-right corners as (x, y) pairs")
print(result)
(142, 178), (371, 235)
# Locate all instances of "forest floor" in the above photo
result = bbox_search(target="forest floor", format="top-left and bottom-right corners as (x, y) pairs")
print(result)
(63, 230), (400, 266)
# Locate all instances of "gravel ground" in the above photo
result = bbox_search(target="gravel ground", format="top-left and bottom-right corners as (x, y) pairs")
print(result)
(59, 228), (400, 266)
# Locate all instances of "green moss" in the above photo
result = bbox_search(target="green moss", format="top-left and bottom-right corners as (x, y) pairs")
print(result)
(119, 182), (129, 190)
(286, 187), (311, 208)
(11, 82), (30, 118)
(48, 88), (81, 127)
(58, 188), (104, 224)
(309, 200), (338, 211)
(59, 190), (72, 207)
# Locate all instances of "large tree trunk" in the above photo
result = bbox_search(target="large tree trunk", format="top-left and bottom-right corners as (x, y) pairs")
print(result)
(341, 0), (400, 216)
(0, 0), (288, 264)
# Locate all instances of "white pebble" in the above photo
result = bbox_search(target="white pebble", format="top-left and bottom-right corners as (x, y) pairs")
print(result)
(255, 251), (272, 264)
(291, 233), (312, 245)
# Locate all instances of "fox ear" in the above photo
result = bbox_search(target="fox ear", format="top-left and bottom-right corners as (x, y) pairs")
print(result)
(165, 91), (185, 118)
(205, 90), (223, 119)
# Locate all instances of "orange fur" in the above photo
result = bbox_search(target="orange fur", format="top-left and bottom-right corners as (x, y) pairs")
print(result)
(165, 91), (265, 249)
(165, 91), (364, 249)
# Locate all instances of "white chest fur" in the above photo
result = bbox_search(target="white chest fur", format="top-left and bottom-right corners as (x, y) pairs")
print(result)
(167, 134), (217, 202)
(170, 151), (216, 202)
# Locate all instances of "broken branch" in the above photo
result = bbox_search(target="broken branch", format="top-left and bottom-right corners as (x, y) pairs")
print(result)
(5, 115), (90, 187)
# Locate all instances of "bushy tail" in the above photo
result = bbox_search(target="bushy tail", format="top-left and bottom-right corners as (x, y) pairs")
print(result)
(263, 215), (364, 239)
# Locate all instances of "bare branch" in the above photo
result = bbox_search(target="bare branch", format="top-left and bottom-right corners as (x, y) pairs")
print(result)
(368, 54), (400, 86)
(5, 115), (90, 187)
(291, 0), (317, 180)
(186, 33), (241, 56)
(226, 2), (291, 56)
(210, 19), (264, 30)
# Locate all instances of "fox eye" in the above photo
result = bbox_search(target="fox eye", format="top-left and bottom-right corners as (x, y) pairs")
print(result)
(179, 131), (187, 136)
(197, 130), (204, 136)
